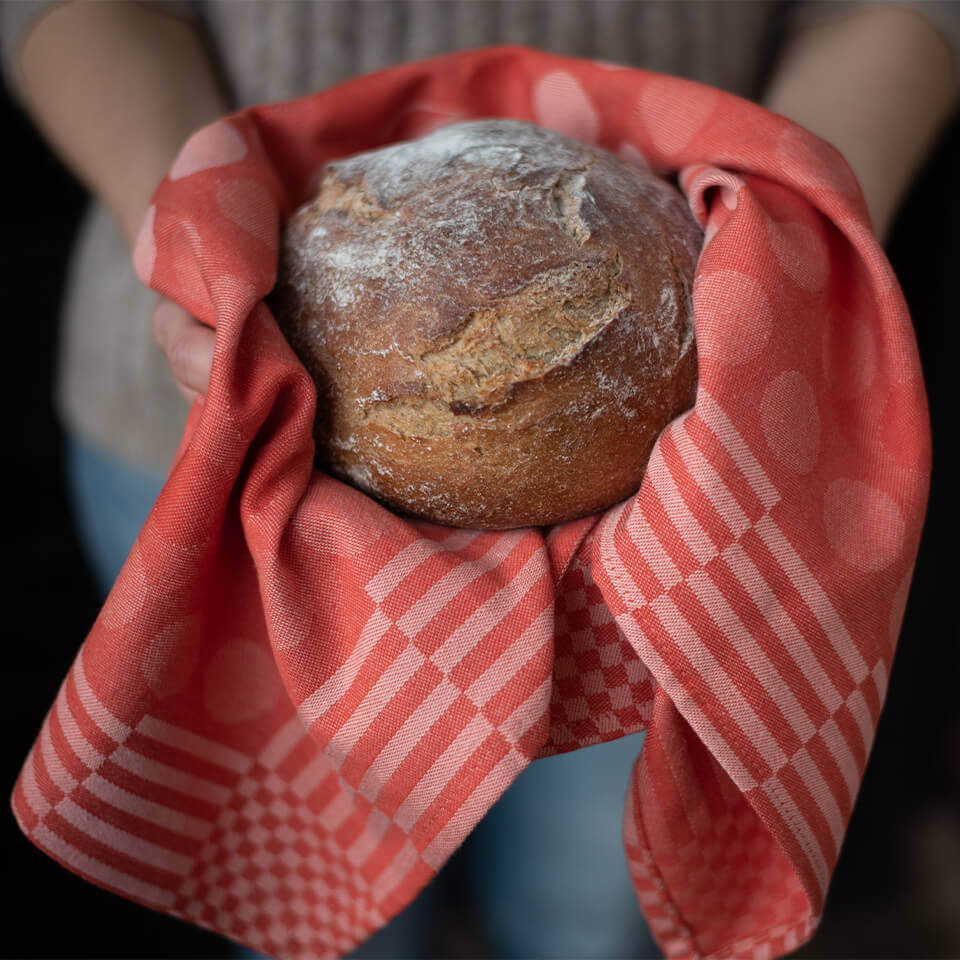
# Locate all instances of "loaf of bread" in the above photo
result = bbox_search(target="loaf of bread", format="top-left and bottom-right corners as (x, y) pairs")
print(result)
(270, 119), (701, 529)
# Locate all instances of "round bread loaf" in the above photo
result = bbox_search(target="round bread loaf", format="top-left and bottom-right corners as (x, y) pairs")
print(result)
(270, 119), (701, 529)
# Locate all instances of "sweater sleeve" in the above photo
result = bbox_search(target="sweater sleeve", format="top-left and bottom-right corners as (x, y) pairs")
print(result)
(0, 0), (198, 101)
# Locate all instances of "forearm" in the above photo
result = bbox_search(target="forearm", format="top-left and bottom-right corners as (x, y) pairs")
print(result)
(763, 4), (957, 241)
(16, 0), (229, 247)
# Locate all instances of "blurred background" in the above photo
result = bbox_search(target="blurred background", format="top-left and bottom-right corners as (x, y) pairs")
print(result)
(2, 16), (958, 960)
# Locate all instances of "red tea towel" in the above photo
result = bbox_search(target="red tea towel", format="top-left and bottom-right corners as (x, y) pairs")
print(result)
(12, 46), (930, 960)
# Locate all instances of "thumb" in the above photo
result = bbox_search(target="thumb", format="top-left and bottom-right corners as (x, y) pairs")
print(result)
(151, 297), (215, 401)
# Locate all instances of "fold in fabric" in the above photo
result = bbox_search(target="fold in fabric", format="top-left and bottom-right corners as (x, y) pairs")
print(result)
(12, 46), (929, 960)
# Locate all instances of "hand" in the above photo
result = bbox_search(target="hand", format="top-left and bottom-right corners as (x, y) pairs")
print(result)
(151, 298), (215, 403)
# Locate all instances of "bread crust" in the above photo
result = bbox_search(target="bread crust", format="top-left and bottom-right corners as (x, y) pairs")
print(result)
(270, 120), (701, 529)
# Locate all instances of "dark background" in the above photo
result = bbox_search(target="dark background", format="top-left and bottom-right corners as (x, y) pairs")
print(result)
(2, 72), (957, 959)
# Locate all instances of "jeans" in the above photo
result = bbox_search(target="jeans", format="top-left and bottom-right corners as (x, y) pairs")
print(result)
(64, 430), (660, 959)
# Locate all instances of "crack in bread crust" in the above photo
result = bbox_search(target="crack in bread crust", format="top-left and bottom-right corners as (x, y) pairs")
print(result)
(416, 252), (628, 412)
(358, 255), (630, 438)
(312, 176), (385, 221)
(549, 167), (592, 244)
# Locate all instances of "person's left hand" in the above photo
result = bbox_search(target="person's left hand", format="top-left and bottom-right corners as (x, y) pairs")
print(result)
(151, 296), (215, 403)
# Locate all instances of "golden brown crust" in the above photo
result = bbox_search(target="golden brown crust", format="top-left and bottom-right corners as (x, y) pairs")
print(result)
(270, 120), (701, 529)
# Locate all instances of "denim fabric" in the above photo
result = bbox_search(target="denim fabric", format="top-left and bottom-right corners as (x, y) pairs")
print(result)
(63, 431), (168, 600)
(469, 731), (659, 959)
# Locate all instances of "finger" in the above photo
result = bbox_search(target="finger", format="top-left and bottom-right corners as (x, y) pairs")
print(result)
(151, 298), (190, 352)
(152, 299), (215, 397)
(167, 326), (216, 397)
(177, 383), (200, 404)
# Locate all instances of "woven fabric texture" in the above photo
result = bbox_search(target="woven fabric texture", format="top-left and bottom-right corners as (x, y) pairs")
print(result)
(12, 46), (930, 960)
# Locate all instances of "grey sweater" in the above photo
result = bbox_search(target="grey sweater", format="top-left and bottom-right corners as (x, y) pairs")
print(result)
(3, 0), (958, 472)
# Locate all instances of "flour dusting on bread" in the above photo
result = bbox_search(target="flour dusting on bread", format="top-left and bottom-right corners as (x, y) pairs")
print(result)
(270, 119), (701, 528)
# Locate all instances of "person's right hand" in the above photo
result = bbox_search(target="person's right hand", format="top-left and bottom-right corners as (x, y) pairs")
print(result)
(152, 298), (215, 403)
